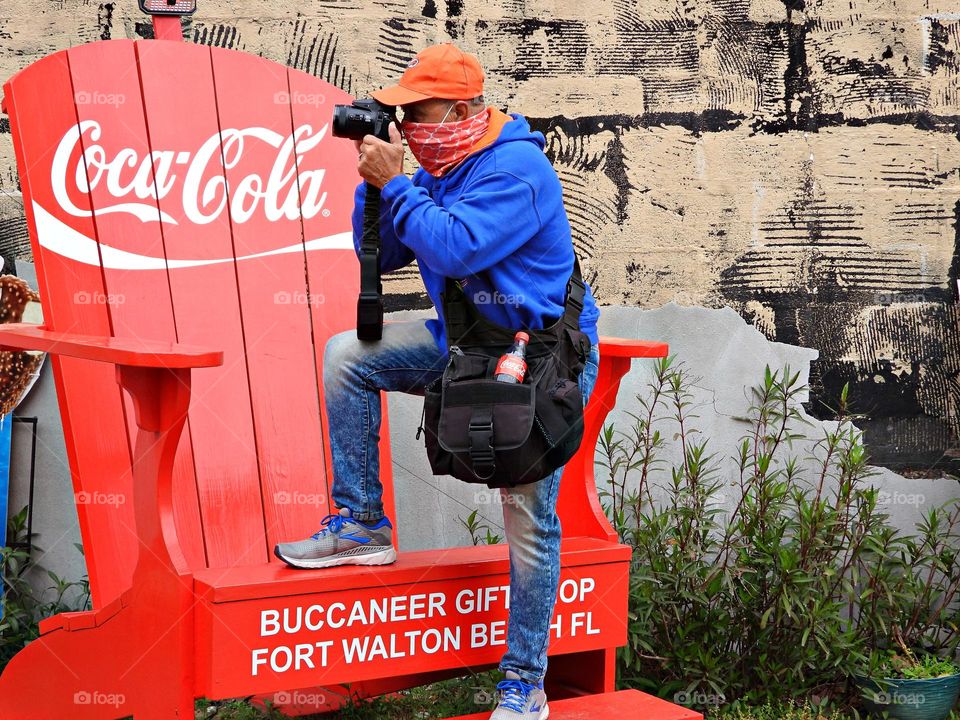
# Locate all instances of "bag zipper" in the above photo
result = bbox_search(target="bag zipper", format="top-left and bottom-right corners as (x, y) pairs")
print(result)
(416, 402), (426, 439)
(416, 374), (444, 440)
(535, 413), (555, 446)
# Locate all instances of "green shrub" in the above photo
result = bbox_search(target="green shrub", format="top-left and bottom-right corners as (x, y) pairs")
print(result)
(872, 648), (960, 680)
(713, 701), (846, 720)
(600, 356), (960, 709)
(0, 506), (90, 670)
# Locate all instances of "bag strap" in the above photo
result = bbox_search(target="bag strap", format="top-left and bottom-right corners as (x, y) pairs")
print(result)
(442, 253), (586, 348)
(561, 254), (586, 332)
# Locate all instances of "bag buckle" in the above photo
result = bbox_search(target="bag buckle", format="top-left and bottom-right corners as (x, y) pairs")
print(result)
(577, 336), (591, 361)
(565, 279), (585, 313)
(469, 416), (493, 432)
(356, 292), (384, 341)
(468, 411), (496, 481)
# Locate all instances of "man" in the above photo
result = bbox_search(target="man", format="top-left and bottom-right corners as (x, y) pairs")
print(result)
(274, 43), (601, 720)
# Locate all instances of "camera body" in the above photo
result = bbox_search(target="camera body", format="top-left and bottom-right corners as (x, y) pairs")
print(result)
(332, 99), (397, 143)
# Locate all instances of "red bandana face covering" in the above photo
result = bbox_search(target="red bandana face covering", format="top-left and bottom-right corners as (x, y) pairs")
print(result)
(400, 106), (491, 177)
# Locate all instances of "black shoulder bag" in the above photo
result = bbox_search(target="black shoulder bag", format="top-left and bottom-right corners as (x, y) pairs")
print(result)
(418, 256), (593, 488)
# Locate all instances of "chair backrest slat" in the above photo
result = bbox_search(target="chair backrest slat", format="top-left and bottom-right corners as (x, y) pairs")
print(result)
(68, 40), (209, 572)
(207, 47), (333, 550)
(136, 39), (275, 569)
(4, 52), (140, 606)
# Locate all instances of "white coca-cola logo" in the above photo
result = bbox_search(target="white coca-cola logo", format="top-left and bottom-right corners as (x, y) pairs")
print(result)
(51, 120), (331, 226)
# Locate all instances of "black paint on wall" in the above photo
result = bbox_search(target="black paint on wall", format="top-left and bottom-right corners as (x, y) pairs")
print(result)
(0, 216), (30, 273)
(97, 3), (114, 42)
(926, 20), (956, 75)
(192, 23), (242, 50)
(285, 19), (353, 94)
(783, 6), (813, 131)
(134, 21), (154, 40)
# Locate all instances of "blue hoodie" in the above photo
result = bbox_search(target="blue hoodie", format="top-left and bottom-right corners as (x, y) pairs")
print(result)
(351, 112), (600, 356)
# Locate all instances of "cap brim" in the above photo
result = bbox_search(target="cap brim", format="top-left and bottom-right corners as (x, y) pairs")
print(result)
(370, 83), (434, 107)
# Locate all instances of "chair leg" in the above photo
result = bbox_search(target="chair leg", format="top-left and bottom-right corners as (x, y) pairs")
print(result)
(0, 584), (195, 719)
(123, 577), (196, 719)
(0, 606), (137, 718)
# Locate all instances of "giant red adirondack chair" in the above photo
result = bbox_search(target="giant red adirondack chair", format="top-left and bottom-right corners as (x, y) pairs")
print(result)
(0, 10), (694, 720)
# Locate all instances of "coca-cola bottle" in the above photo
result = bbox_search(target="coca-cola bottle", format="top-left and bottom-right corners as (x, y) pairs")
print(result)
(494, 331), (529, 383)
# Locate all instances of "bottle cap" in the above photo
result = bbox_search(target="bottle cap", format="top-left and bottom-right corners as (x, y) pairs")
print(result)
(515, 331), (529, 343)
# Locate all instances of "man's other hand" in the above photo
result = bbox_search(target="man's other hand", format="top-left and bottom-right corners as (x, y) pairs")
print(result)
(358, 122), (404, 189)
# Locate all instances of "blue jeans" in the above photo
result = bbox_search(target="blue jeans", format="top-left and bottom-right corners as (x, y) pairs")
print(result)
(323, 318), (600, 684)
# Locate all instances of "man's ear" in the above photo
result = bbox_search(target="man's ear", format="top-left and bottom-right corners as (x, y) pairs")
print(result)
(453, 100), (472, 121)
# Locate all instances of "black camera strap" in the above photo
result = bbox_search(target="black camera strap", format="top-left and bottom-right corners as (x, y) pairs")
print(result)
(356, 182), (384, 340)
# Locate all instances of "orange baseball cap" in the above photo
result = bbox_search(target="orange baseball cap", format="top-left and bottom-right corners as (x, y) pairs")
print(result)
(371, 43), (484, 106)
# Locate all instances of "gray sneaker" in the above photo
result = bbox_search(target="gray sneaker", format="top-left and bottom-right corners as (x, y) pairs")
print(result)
(490, 671), (549, 720)
(274, 507), (396, 569)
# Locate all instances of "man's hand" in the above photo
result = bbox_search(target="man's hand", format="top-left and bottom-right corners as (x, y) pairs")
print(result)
(357, 122), (404, 189)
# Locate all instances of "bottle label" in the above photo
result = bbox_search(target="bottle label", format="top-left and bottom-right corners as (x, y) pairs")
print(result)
(495, 355), (526, 382)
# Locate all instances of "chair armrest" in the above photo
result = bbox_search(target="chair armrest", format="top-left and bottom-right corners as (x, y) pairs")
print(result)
(597, 335), (669, 358)
(0, 323), (223, 369)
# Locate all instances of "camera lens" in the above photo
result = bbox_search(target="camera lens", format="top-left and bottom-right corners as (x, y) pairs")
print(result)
(332, 104), (375, 141)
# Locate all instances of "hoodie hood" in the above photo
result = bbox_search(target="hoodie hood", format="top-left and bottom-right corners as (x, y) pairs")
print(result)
(469, 109), (544, 153)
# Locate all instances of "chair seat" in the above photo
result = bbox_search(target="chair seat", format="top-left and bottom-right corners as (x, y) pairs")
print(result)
(443, 689), (702, 720)
(193, 536), (630, 603)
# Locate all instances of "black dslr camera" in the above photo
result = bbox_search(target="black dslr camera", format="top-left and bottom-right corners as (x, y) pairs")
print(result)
(332, 99), (397, 143)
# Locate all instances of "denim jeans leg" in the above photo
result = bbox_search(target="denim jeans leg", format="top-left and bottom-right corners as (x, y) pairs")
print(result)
(323, 318), (446, 522)
(497, 343), (601, 684)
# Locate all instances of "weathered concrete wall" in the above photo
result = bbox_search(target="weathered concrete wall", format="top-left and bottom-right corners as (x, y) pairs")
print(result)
(1, 0), (957, 472)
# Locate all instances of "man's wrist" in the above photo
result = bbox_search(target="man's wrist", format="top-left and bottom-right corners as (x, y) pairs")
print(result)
(381, 173), (411, 200)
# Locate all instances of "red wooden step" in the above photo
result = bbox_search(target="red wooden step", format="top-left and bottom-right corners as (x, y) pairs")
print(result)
(443, 689), (703, 720)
